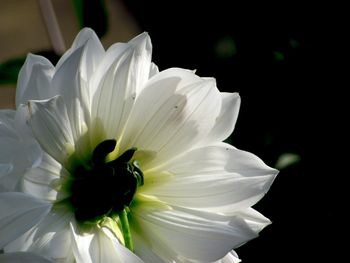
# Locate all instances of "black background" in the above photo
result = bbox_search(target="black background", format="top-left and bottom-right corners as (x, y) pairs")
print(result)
(122, 1), (343, 262)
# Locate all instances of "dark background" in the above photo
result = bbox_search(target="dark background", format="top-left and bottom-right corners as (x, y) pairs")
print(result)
(121, 1), (342, 262)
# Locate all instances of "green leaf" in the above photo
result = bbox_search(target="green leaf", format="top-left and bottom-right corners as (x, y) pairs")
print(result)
(0, 57), (26, 85)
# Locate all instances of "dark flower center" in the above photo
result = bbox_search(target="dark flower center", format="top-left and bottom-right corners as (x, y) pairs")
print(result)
(68, 139), (143, 223)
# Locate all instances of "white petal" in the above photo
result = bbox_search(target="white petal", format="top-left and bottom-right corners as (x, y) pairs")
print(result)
(143, 143), (278, 214)
(91, 228), (144, 263)
(149, 62), (159, 78)
(69, 222), (93, 263)
(127, 32), (153, 95)
(236, 208), (271, 233)
(70, 223), (143, 263)
(120, 68), (222, 168)
(6, 207), (75, 263)
(0, 138), (19, 170)
(89, 42), (128, 105)
(51, 28), (105, 152)
(63, 28), (103, 79)
(27, 96), (75, 165)
(27, 206), (74, 261)
(132, 232), (165, 263)
(90, 45), (135, 142)
(13, 104), (40, 140)
(51, 46), (90, 147)
(56, 28), (104, 81)
(16, 54), (54, 107)
(22, 151), (70, 202)
(206, 92), (241, 142)
(0, 164), (12, 178)
(0, 137), (42, 192)
(131, 205), (257, 262)
(45, 29), (104, 155)
(0, 110), (17, 138)
(0, 252), (53, 263)
(0, 192), (51, 248)
(213, 250), (241, 263)
(5, 227), (36, 253)
(91, 32), (152, 142)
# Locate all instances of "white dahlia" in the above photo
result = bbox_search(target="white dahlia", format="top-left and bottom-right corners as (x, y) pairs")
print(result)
(0, 28), (278, 262)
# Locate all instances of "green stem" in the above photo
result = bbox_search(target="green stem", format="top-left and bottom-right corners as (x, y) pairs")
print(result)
(118, 209), (134, 252)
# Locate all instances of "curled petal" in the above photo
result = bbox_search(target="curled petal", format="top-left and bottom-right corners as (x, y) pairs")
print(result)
(16, 54), (54, 107)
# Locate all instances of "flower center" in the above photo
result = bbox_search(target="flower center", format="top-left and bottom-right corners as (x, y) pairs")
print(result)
(68, 139), (144, 223)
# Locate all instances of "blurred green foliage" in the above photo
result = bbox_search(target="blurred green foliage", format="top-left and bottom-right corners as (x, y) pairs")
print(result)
(0, 57), (25, 84)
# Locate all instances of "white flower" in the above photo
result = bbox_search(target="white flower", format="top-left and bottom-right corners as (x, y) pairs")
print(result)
(0, 28), (278, 262)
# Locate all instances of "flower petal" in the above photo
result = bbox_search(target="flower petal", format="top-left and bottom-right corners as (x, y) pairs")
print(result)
(149, 62), (159, 78)
(0, 110), (16, 139)
(142, 143), (277, 214)
(16, 54), (54, 107)
(0, 138), (42, 192)
(69, 223), (94, 263)
(91, 228), (144, 263)
(5, 207), (74, 263)
(0, 164), (12, 179)
(22, 151), (70, 202)
(0, 192), (51, 248)
(127, 32), (153, 95)
(236, 208), (271, 233)
(70, 223), (143, 263)
(131, 204), (257, 262)
(214, 250), (241, 263)
(0, 252), (53, 263)
(132, 233), (165, 263)
(51, 46), (90, 146)
(0, 106), (42, 192)
(90, 32), (152, 142)
(120, 68), (222, 167)
(0, 139), (19, 173)
(28, 206), (73, 261)
(27, 96), (75, 165)
(51, 28), (105, 152)
(206, 92), (241, 142)
(56, 28), (104, 84)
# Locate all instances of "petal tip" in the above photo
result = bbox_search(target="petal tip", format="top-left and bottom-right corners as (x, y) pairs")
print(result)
(130, 32), (152, 51)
